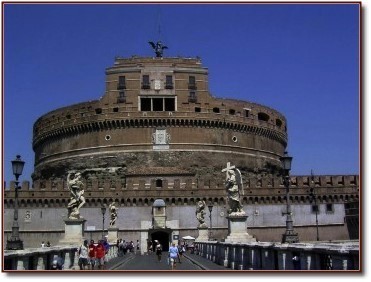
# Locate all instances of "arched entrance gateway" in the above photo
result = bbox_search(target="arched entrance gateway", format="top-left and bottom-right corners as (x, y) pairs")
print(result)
(148, 228), (172, 252)
(139, 198), (180, 254)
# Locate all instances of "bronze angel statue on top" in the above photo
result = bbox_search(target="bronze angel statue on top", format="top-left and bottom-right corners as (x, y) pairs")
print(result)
(149, 41), (168, 58)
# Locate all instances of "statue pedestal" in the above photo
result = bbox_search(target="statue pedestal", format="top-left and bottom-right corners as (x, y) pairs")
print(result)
(195, 227), (209, 242)
(60, 218), (86, 245)
(107, 227), (119, 244)
(224, 215), (256, 243)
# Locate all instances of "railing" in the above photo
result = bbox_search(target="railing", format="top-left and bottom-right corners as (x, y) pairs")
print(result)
(193, 241), (359, 270)
(4, 244), (118, 271)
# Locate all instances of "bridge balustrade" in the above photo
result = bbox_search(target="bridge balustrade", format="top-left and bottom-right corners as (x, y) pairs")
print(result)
(4, 244), (118, 270)
(193, 241), (359, 270)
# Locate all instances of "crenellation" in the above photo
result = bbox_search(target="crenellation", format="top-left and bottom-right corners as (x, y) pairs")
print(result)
(3, 174), (360, 195)
(296, 176), (303, 187)
(33, 179), (40, 190)
(21, 181), (30, 190)
(344, 176), (351, 186)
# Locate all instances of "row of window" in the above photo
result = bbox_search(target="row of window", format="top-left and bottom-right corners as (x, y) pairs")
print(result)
(116, 76), (280, 125)
(312, 203), (334, 213)
(117, 75), (197, 91)
(118, 93), (196, 106)
(66, 104), (282, 127)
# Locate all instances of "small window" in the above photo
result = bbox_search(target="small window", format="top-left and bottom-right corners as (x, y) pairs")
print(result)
(326, 203), (334, 212)
(117, 90), (126, 103)
(165, 75), (173, 89)
(153, 98), (163, 111)
(312, 205), (319, 213)
(195, 107), (201, 113)
(213, 107), (220, 113)
(165, 98), (175, 111)
(189, 91), (197, 103)
(244, 109), (250, 117)
(258, 112), (270, 122)
(117, 76), (126, 89)
(229, 109), (236, 115)
(95, 108), (102, 114)
(113, 107), (119, 112)
(66, 114), (71, 119)
(156, 179), (163, 188)
(141, 98), (151, 111)
(142, 75), (150, 89)
(276, 119), (282, 127)
(188, 76), (197, 89)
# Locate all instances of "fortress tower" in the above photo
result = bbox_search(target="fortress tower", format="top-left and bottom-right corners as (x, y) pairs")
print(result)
(32, 56), (287, 184)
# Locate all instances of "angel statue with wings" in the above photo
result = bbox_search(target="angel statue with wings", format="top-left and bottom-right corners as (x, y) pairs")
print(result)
(224, 164), (245, 215)
(195, 200), (207, 228)
(148, 41), (168, 58)
(66, 171), (86, 219)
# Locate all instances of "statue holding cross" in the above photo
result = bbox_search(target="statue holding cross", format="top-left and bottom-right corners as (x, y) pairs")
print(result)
(222, 162), (245, 215)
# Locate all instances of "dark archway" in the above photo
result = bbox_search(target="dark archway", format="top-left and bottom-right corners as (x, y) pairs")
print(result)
(149, 229), (172, 252)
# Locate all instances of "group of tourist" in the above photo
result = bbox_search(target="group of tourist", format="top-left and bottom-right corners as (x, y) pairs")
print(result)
(117, 239), (140, 256)
(77, 237), (110, 270)
(40, 241), (51, 247)
(151, 240), (187, 270)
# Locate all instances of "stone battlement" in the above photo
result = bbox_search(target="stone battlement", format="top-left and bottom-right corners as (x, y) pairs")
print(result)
(4, 174), (359, 191)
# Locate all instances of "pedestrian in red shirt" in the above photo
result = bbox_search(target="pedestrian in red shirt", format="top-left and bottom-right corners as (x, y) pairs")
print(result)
(88, 240), (97, 270)
(95, 240), (106, 270)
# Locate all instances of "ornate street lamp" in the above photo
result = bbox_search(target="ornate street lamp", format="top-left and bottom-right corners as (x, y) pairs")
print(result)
(208, 204), (213, 241)
(101, 205), (106, 238)
(280, 151), (299, 243)
(7, 155), (25, 250)
(310, 170), (320, 241)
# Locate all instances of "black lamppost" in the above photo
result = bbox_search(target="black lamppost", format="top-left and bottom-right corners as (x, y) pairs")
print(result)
(101, 205), (106, 238)
(280, 151), (299, 243)
(310, 170), (320, 241)
(7, 155), (25, 250)
(208, 204), (213, 241)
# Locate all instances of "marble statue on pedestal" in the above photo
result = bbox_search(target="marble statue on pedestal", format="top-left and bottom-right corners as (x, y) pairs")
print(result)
(109, 202), (118, 227)
(67, 172), (86, 219)
(222, 162), (245, 216)
(195, 200), (207, 228)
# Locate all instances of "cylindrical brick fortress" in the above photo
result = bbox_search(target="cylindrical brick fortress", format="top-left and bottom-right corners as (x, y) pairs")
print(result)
(32, 56), (287, 183)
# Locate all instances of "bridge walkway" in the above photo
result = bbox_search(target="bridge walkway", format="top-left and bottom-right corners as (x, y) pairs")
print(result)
(105, 252), (229, 271)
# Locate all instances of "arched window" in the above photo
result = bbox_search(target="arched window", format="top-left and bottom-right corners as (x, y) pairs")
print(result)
(258, 112), (270, 122)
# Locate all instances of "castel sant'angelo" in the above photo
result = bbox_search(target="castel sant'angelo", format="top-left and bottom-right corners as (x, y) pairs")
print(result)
(4, 43), (359, 250)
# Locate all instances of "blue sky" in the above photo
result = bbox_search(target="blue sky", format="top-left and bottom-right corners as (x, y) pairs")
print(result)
(2, 3), (360, 184)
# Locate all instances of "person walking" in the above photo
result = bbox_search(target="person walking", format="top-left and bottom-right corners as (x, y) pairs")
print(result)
(78, 239), (89, 270)
(136, 240), (140, 254)
(168, 242), (179, 270)
(155, 240), (162, 262)
(50, 254), (64, 270)
(95, 240), (106, 270)
(88, 240), (97, 270)
(177, 243), (184, 263)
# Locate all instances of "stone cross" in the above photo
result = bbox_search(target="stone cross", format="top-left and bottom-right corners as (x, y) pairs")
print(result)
(222, 162), (235, 179)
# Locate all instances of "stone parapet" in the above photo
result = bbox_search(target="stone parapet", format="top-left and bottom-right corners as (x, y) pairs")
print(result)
(4, 175), (359, 191)
(194, 240), (359, 270)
